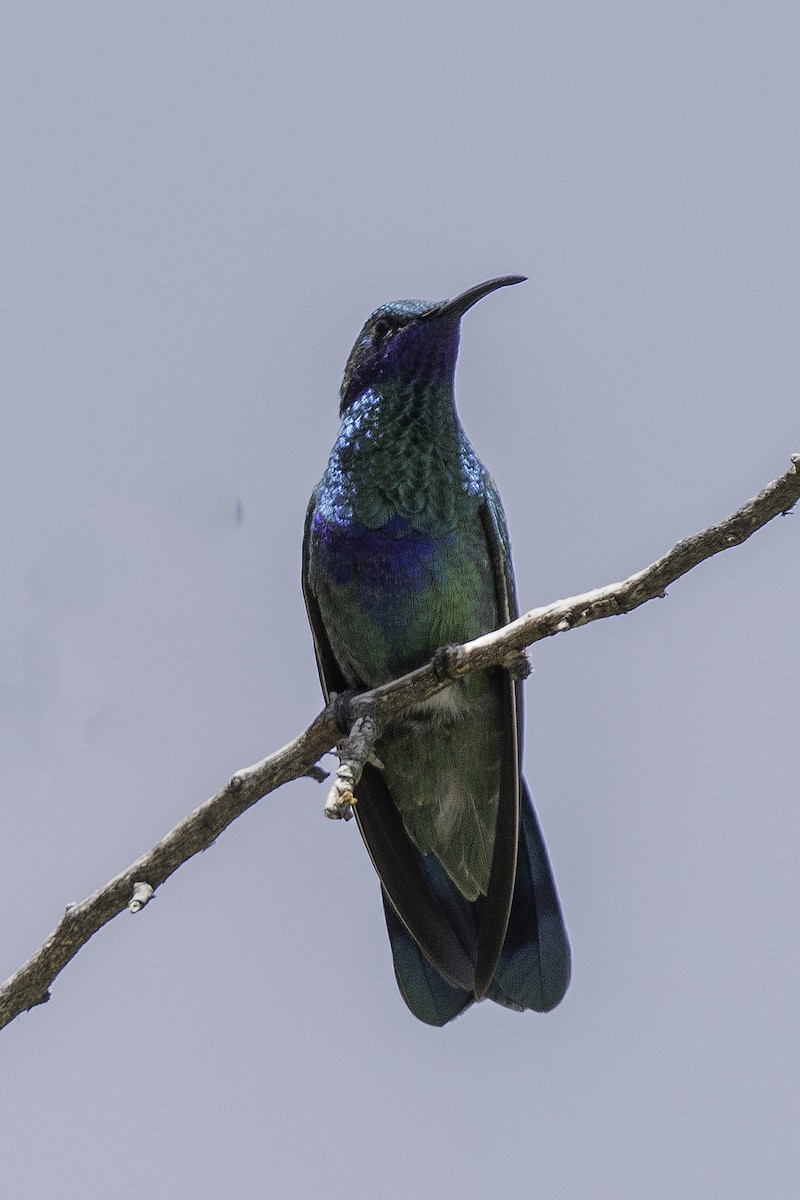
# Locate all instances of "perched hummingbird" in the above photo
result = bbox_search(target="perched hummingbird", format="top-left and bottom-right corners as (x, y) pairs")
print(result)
(302, 276), (570, 1024)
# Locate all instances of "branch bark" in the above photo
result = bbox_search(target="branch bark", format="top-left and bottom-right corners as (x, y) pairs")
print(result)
(1, 455), (797, 1032)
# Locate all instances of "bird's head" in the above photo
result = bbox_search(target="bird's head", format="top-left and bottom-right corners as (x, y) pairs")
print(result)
(339, 275), (526, 415)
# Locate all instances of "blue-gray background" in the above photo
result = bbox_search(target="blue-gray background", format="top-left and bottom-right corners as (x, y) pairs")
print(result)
(2, 4), (798, 1197)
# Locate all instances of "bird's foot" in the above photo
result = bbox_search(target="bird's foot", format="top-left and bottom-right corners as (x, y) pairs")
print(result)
(330, 689), (360, 734)
(431, 644), (463, 683)
(504, 648), (533, 682)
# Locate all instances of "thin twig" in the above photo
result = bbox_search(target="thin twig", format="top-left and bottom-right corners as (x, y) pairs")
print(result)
(1, 455), (797, 1032)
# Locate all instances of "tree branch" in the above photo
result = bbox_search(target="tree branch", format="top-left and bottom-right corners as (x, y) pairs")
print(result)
(1, 455), (797, 1032)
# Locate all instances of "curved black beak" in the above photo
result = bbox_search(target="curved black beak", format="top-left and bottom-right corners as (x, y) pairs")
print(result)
(434, 275), (527, 322)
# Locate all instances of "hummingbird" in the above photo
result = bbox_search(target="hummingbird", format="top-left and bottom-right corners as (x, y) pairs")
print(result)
(302, 276), (570, 1024)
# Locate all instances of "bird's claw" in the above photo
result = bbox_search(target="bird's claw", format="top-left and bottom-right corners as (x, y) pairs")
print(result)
(504, 648), (533, 681)
(431, 644), (462, 682)
(330, 689), (359, 734)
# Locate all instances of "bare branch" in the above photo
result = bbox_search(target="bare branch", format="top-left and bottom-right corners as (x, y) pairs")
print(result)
(1, 455), (797, 1032)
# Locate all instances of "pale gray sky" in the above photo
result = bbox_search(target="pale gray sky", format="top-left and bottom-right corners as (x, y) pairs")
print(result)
(1, 4), (798, 1197)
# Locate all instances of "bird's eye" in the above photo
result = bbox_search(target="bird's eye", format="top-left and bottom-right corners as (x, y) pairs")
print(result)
(372, 317), (394, 345)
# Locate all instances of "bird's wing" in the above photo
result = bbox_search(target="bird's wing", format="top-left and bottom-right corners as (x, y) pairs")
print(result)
(478, 485), (572, 1010)
(486, 779), (572, 1011)
(301, 496), (477, 992)
(301, 496), (350, 697)
(472, 487), (523, 997)
(380, 885), (474, 1025)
